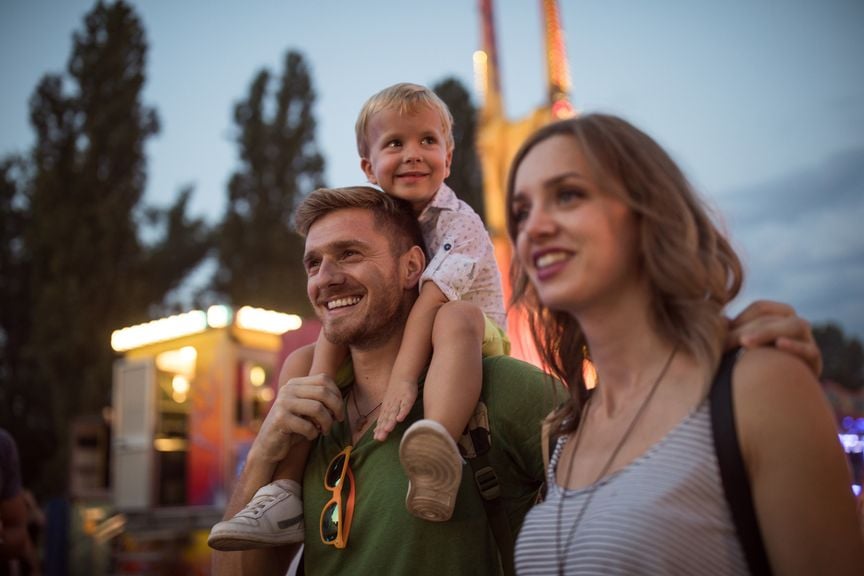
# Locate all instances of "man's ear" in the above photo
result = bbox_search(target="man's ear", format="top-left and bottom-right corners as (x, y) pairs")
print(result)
(400, 245), (425, 290)
(360, 158), (377, 184)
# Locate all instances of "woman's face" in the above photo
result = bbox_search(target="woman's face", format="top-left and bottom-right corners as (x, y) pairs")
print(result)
(510, 134), (641, 314)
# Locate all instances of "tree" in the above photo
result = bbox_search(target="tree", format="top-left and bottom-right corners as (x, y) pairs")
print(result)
(0, 0), (210, 496)
(814, 322), (864, 391)
(211, 51), (326, 316)
(434, 77), (486, 223)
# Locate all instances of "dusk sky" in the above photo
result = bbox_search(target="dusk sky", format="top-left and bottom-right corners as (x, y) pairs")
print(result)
(2, 0), (862, 338)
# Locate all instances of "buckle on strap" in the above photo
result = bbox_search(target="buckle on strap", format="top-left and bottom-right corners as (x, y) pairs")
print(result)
(473, 465), (500, 500)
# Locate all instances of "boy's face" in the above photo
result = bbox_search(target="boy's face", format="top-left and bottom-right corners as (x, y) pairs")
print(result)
(360, 105), (452, 215)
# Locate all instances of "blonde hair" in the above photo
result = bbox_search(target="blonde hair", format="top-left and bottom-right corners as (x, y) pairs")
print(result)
(355, 82), (454, 158)
(505, 114), (743, 433)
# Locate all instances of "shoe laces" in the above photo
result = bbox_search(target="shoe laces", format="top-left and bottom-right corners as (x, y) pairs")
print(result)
(235, 492), (279, 519)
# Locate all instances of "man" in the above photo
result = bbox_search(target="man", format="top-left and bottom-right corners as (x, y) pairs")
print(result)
(214, 186), (822, 575)
(1, 428), (30, 574)
(215, 186), (560, 574)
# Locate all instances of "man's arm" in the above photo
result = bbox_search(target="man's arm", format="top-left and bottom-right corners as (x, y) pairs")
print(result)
(726, 300), (822, 376)
(212, 344), (344, 576)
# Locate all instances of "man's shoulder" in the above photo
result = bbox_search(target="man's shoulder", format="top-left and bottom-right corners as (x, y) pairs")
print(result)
(480, 355), (563, 407)
(481, 355), (549, 381)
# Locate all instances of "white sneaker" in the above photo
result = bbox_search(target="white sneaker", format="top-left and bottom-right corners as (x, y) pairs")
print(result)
(208, 479), (304, 551)
(399, 419), (463, 522)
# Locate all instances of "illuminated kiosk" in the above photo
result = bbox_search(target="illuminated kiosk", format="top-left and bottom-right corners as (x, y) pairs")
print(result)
(110, 305), (308, 516)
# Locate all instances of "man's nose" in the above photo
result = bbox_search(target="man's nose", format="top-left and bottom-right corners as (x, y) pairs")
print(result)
(316, 258), (344, 285)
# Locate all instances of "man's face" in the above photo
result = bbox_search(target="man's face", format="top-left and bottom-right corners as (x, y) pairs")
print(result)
(303, 208), (415, 348)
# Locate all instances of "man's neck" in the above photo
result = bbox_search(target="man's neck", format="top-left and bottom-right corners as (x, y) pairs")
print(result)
(348, 330), (404, 400)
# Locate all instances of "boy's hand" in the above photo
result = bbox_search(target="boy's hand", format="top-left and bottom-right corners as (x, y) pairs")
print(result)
(374, 379), (417, 442)
(726, 300), (822, 377)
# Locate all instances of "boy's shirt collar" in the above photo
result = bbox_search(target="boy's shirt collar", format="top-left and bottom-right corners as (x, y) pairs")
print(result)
(418, 183), (459, 222)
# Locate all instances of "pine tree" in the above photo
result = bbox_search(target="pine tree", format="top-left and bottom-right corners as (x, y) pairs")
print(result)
(434, 77), (486, 223)
(212, 51), (326, 316)
(1, 0), (210, 495)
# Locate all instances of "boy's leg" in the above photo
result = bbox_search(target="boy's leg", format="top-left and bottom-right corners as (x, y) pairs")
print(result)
(400, 301), (485, 522)
(423, 301), (485, 439)
(208, 441), (312, 551)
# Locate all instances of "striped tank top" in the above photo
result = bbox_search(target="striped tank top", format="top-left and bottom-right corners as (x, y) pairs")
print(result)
(514, 400), (750, 575)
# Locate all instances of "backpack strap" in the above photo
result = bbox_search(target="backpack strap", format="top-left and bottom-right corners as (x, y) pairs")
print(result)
(710, 349), (773, 575)
(460, 401), (516, 576)
(536, 412), (558, 503)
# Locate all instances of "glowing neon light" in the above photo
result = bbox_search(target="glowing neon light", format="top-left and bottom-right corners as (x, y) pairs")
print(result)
(111, 311), (208, 352)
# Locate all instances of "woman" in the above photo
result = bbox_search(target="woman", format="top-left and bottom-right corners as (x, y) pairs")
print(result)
(508, 114), (863, 574)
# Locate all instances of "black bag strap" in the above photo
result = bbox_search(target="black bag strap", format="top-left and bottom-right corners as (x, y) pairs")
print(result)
(460, 402), (516, 576)
(710, 349), (773, 575)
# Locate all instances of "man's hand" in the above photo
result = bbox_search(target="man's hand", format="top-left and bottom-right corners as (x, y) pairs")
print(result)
(726, 300), (822, 377)
(250, 373), (345, 465)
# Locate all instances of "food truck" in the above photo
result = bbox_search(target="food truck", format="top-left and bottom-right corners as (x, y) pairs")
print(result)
(105, 305), (319, 574)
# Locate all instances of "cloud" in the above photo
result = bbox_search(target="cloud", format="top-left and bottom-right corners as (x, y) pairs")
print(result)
(716, 147), (864, 340)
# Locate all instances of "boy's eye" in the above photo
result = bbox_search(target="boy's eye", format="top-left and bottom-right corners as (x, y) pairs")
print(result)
(421, 136), (436, 145)
(386, 139), (402, 149)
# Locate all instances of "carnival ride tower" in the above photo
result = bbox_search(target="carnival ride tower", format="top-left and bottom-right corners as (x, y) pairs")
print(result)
(475, 0), (575, 360)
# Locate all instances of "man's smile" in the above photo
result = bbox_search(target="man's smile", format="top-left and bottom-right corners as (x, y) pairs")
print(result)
(326, 296), (362, 310)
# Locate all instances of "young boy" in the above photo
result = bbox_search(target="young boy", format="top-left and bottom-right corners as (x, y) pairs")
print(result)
(208, 83), (507, 550)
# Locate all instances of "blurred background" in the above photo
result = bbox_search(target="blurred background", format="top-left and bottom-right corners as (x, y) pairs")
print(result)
(1, 0), (861, 574)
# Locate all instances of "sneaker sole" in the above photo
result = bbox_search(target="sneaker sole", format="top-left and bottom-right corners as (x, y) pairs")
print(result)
(399, 420), (462, 522)
(208, 521), (304, 551)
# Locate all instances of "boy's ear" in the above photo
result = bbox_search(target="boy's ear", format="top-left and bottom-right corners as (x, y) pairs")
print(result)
(401, 245), (425, 289)
(360, 158), (378, 184)
(443, 148), (453, 179)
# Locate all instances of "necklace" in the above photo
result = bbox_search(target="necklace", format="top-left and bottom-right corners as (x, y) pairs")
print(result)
(351, 388), (383, 430)
(555, 344), (679, 576)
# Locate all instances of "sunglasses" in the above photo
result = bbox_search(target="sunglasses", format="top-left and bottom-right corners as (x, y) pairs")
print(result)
(320, 446), (355, 549)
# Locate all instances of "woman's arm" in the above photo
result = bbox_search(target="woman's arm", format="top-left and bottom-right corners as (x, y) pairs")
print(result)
(734, 348), (863, 575)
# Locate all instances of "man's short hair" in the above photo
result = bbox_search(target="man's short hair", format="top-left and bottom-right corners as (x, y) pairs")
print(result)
(355, 82), (454, 158)
(294, 186), (426, 256)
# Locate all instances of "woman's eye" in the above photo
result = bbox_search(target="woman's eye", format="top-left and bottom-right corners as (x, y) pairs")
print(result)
(511, 205), (530, 226)
(557, 187), (585, 204)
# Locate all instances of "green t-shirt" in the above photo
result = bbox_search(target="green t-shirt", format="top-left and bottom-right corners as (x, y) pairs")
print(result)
(302, 356), (565, 575)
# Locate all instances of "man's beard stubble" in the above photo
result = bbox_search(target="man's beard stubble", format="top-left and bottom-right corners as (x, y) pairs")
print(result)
(322, 291), (414, 351)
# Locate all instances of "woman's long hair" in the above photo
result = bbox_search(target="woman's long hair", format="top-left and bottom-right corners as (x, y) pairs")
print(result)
(506, 113), (743, 434)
